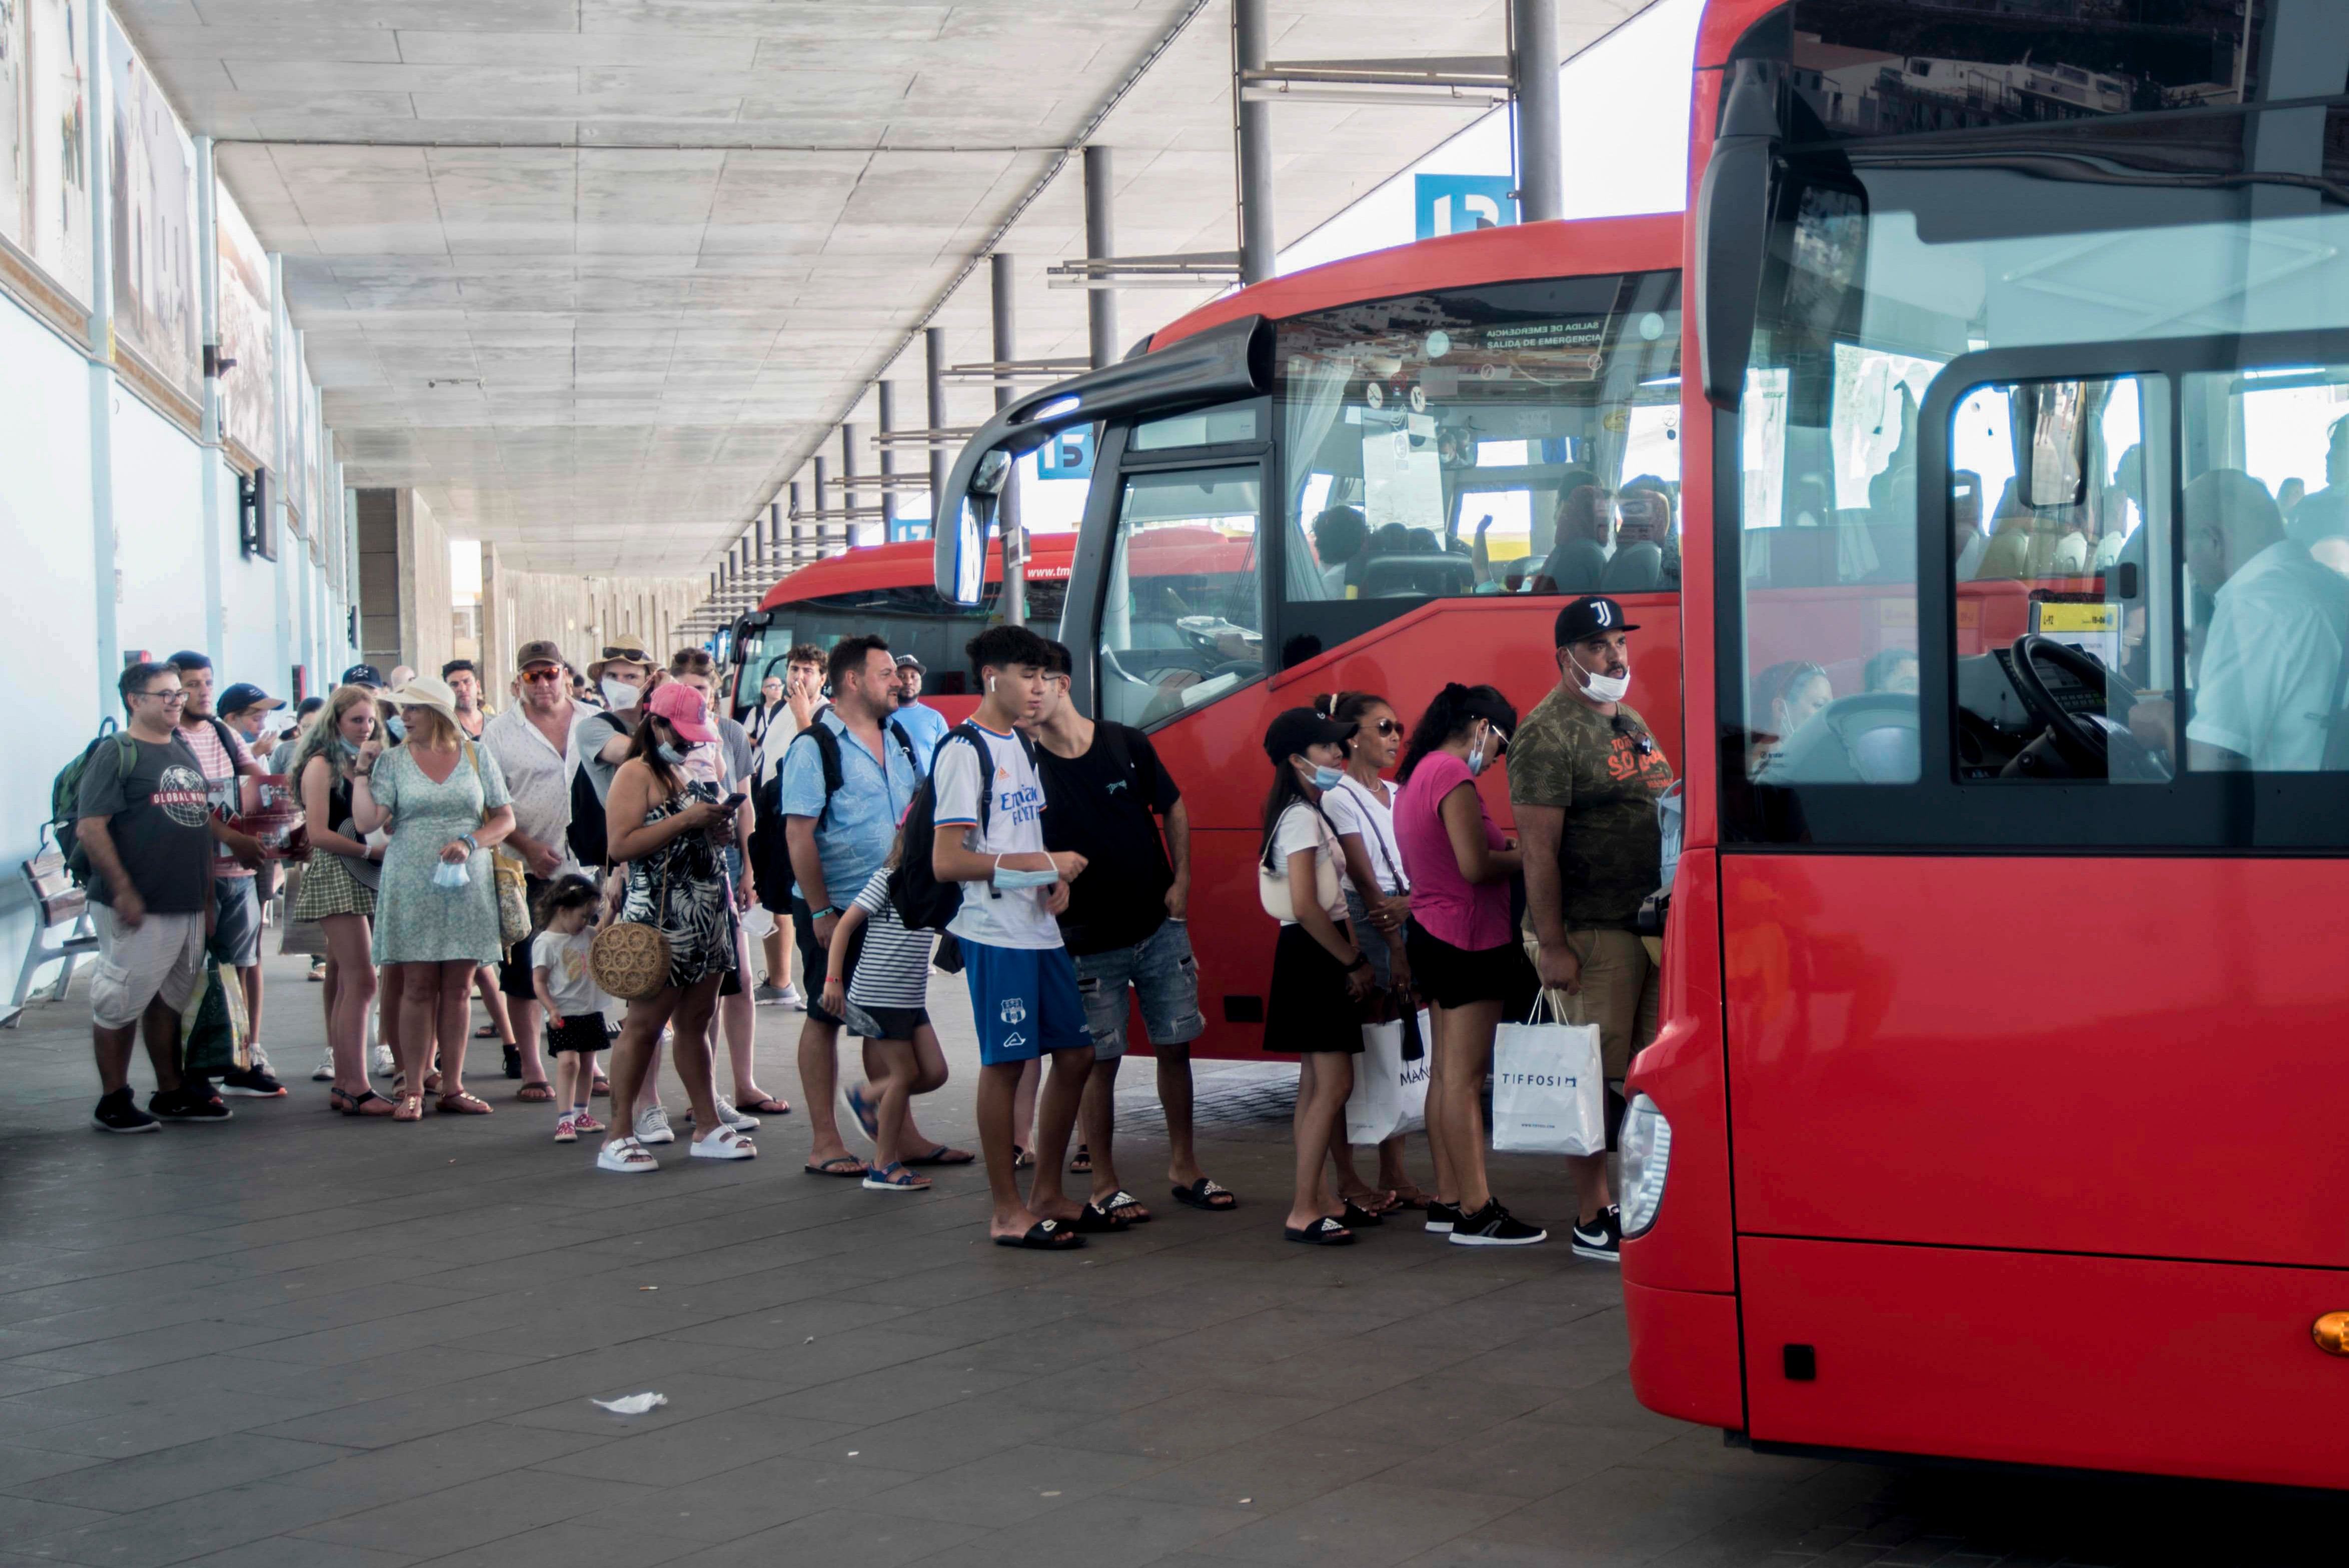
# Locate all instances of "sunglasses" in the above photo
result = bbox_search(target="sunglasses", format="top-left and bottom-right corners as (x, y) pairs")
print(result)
(1611, 713), (1655, 756)
(600, 646), (649, 662)
(520, 668), (563, 684)
(1369, 718), (1402, 736)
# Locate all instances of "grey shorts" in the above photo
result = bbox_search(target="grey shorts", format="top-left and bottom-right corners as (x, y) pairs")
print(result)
(1072, 917), (1205, 1062)
(209, 876), (261, 968)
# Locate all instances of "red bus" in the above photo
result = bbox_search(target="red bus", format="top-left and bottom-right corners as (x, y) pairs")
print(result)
(1616, 0), (2349, 1491)
(724, 536), (1078, 725)
(931, 213), (1686, 1061)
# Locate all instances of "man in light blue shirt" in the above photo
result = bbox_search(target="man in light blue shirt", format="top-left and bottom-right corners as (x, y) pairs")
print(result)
(779, 635), (951, 1175)
(890, 653), (952, 771)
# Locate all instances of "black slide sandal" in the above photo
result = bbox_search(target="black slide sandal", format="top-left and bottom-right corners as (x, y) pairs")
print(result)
(1074, 1202), (1129, 1234)
(1171, 1178), (1237, 1212)
(995, 1219), (1084, 1250)
(1285, 1217), (1354, 1246)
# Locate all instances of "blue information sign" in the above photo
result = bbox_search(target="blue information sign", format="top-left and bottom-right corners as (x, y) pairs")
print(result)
(1036, 423), (1095, 480)
(1414, 173), (1519, 240)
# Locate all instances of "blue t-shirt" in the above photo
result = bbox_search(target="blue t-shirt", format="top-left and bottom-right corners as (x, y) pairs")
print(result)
(890, 701), (951, 773)
(775, 710), (921, 907)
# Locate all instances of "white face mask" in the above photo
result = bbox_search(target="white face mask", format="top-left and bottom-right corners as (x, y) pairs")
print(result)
(1572, 651), (1631, 705)
(600, 676), (640, 710)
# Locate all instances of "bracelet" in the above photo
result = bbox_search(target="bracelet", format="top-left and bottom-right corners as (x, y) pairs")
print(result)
(460, 833), (479, 852)
(1345, 954), (1371, 972)
(826, 974), (844, 983)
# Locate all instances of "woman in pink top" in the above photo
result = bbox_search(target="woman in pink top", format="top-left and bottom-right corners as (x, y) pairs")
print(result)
(1393, 684), (1544, 1248)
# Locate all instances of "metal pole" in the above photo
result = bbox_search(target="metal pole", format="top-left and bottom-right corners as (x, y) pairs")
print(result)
(767, 500), (782, 580)
(1510, 0), (1564, 223)
(1083, 145), (1119, 369)
(788, 481), (805, 565)
(813, 456), (831, 557)
(1234, 0), (1276, 284)
(840, 423), (862, 549)
(991, 253), (1025, 625)
(85, 13), (117, 703)
(925, 327), (949, 527)
(877, 382), (900, 541)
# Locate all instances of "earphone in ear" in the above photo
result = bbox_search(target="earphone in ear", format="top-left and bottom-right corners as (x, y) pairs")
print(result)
(986, 675), (996, 694)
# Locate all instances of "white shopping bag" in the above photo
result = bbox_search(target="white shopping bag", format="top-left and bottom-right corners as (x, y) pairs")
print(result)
(1345, 1006), (1432, 1146)
(1491, 997), (1605, 1156)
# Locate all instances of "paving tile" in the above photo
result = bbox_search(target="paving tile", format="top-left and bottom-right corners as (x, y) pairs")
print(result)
(11, 1433), (356, 1512)
(273, 1420), (617, 1506)
(1189, 1479), (1524, 1567)
(1052, 1387), (1341, 1462)
(14, 1478), (364, 1568)
(904, 1491), (1258, 1568)
(526, 1405), (862, 1488)
(753, 1352), (1029, 1425)
(576, 1452), (925, 1543)
(411, 1521), (699, 1567)
(1110, 1430), (1424, 1516)
(5, 1389), (336, 1459)
(172, 1540), (418, 1568)
(860, 1440), (1167, 1526)
(662, 1505), (984, 1568)
(295, 1469), (660, 1558)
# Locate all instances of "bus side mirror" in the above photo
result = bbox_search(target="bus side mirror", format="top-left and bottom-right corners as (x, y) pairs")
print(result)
(1696, 58), (1780, 411)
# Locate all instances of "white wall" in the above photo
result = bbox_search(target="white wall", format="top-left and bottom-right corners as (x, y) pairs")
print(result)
(217, 454), (281, 690)
(112, 387), (208, 661)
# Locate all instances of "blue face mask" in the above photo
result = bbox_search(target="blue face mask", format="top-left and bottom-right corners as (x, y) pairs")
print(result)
(385, 715), (407, 742)
(1311, 765), (1344, 791)
(333, 737), (361, 760)
(655, 743), (687, 766)
(992, 866), (1060, 891)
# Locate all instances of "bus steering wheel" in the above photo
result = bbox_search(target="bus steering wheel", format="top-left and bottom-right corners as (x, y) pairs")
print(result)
(2007, 633), (2162, 780)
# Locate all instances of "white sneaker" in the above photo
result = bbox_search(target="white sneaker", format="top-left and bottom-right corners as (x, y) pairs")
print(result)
(634, 1104), (675, 1145)
(311, 1049), (334, 1082)
(689, 1126), (757, 1160)
(777, 983), (806, 1011)
(716, 1094), (758, 1131)
(371, 1044), (396, 1077)
(596, 1136), (658, 1173)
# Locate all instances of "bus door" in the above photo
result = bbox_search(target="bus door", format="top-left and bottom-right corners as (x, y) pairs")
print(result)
(1711, 125), (2349, 1476)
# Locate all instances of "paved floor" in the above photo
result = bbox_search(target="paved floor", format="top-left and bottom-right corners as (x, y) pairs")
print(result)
(1, 951), (2343, 1567)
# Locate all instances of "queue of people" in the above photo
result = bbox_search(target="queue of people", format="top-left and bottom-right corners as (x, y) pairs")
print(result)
(71, 598), (1676, 1265)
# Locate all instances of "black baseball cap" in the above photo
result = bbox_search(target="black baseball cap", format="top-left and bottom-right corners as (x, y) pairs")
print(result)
(166, 650), (212, 672)
(893, 653), (925, 672)
(1554, 595), (1641, 646)
(217, 682), (283, 717)
(340, 663), (385, 688)
(1263, 707), (1356, 764)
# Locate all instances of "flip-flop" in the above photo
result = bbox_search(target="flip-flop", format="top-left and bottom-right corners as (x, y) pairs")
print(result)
(1068, 1143), (1092, 1174)
(901, 1145), (974, 1167)
(737, 1094), (792, 1116)
(1171, 1178), (1238, 1212)
(802, 1155), (868, 1178)
(842, 1083), (879, 1140)
(516, 1082), (555, 1103)
(1285, 1216), (1354, 1246)
(1012, 1146), (1034, 1170)
(1073, 1202), (1129, 1234)
(1097, 1189), (1149, 1225)
(472, 1025), (501, 1039)
(1340, 1199), (1387, 1228)
(994, 1219), (1083, 1250)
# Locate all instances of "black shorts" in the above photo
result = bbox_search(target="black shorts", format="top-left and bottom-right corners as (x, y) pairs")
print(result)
(1263, 923), (1365, 1055)
(846, 1002), (929, 1042)
(792, 894), (865, 1029)
(498, 874), (552, 999)
(545, 1011), (612, 1054)
(1405, 922), (1535, 1012)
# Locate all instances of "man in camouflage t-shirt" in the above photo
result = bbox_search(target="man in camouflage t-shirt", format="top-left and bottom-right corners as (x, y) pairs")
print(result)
(1508, 596), (1675, 1262)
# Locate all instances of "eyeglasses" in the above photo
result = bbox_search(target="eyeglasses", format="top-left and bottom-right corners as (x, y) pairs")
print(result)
(136, 689), (188, 703)
(520, 668), (563, 684)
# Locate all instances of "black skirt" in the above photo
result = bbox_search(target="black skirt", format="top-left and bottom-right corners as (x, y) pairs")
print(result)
(544, 1011), (614, 1054)
(1263, 922), (1365, 1055)
(1406, 922), (1536, 1012)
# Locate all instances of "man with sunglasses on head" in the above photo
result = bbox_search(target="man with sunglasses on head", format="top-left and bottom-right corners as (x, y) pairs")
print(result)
(1507, 596), (1676, 1262)
(483, 640), (584, 1101)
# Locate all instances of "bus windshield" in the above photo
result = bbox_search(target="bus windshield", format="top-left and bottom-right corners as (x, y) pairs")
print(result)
(1277, 273), (1683, 660)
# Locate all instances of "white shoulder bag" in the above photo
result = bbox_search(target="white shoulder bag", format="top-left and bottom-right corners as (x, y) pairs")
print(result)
(1258, 805), (1342, 922)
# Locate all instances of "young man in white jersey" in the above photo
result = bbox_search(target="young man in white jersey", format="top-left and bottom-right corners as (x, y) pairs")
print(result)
(930, 624), (1095, 1249)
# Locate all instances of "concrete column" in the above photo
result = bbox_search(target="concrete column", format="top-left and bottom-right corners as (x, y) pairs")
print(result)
(840, 423), (863, 548)
(991, 253), (1024, 624)
(1234, 0), (1275, 284)
(84, 11), (116, 708)
(877, 382), (900, 537)
(1511, 0), (1564, 223)
(925, 328), (948, 511)
(354, 487), (452, 675)
(1084, 146), (1119, 370)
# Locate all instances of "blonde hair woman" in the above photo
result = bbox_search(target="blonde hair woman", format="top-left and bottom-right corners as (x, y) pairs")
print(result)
(350, 676), (517, 1120)
(290, 685), (393, 1115)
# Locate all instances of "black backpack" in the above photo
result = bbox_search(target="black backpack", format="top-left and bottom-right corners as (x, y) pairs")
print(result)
(891, 722), (1037, 932)
(567, 711), (629, 870)
(52, 720), (138, 887)
(748, 716), (918, 906)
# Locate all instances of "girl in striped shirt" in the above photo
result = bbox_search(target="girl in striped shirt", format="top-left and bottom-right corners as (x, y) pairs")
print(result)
(822, 832), (952, 1192)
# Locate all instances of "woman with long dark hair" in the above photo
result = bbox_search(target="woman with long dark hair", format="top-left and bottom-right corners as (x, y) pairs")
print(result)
(594, 682), (755, 1172)
(1258, 707), (1377, 1245)
(1314, 690), (1428, 1214)
(1393, 683), (1545, 1246)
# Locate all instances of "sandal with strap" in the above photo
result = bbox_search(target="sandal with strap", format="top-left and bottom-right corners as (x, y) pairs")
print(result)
(515, 1081), (555, 1103)
(392, 1095), (425, 1122)
(861, 1161), (929, 1192)
(689, 1125), (758, 1161)
(437, 1092), (494, 1115)
(1171, 1177), (1238, 1212)
(335, 1088), (395, 1118)
(596, 1136), (658, 1173)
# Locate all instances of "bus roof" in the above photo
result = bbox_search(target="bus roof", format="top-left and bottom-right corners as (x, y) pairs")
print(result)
(1149, 213), (1683, 351)
(756, 534), (1078, 613)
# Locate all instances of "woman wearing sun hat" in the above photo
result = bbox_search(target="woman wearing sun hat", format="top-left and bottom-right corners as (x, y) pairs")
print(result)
(351, 674), (518, 1121)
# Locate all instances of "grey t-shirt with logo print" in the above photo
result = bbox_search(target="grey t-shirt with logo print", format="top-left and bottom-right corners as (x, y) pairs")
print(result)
(76, 734), (216, 913)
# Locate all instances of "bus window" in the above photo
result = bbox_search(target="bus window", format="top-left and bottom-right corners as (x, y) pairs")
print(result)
(1094, 466), (1264, 730)
(1276, 272), (1681, 662)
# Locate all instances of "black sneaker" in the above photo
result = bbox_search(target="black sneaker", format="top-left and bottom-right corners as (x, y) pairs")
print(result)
(92, 1087), (159, 1134)
(1424, 1201), (1462, 1235)
(1450, 1200), (1548, 1248)
(150, 1084), (233, 1122)
(1569, 1205), (1621, 1263)
(220, 1064), (287, 1098)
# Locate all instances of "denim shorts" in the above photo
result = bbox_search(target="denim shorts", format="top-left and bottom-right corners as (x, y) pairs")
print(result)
(1071, 917), (1205, 1061)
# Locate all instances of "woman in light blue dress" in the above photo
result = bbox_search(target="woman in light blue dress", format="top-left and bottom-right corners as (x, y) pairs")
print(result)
(352, 677), (517, 1121)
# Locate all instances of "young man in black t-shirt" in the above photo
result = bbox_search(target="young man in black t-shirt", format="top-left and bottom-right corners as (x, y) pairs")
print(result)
(1029, 642), (1232, 1218)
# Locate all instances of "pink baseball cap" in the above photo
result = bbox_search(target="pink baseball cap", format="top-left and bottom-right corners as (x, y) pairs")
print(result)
(643, 680), (717, 743)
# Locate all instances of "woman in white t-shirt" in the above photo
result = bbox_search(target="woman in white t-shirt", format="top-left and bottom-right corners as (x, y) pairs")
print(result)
(1258, 708), (1376, 1246)
(1314, 690), (1431, 1218)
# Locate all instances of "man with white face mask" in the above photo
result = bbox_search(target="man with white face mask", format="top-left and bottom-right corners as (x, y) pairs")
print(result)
(1507, 596), (1676, 1263)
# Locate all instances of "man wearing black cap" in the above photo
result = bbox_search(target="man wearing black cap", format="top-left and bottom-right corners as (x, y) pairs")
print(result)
(889, 652), (950, 771)
(1506, 596), (1675, 1262)
(340, 663), (384, 690)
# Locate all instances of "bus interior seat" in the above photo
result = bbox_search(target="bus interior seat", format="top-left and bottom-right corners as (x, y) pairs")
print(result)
(1754, 693), (1920, 785)
(1359, 554), (1476, 599)
(1539, 537), (1609, 593)
(1601, 541), (1663, 592)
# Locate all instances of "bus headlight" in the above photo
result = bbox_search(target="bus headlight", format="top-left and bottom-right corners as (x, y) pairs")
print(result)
(1618, 1092), (1671, 1239)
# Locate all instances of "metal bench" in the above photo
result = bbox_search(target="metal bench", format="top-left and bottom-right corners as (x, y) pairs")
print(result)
(4, 845), (99, 1028)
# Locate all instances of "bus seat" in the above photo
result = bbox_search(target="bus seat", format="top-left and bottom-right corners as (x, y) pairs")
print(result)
(1754, 693), (1920, 785)
(1538, 537), (1609, 593)
(1601, 541), (1664, 592)
(1359, 554), (1475, 599)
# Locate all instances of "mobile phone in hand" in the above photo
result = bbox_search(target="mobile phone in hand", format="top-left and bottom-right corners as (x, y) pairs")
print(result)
(720, 791), (747, 812)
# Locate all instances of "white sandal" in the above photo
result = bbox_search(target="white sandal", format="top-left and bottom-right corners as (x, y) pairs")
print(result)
(689, 1125), (757, 1161)
(596, 1136), (658, 1173)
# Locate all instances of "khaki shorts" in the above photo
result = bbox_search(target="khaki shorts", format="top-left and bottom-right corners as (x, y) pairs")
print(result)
(1522, 927), (1658, 1082)
(91, 906), (206, 1030)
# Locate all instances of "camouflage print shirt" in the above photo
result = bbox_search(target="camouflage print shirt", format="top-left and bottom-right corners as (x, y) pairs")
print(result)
(1506, 684), (1676, 931)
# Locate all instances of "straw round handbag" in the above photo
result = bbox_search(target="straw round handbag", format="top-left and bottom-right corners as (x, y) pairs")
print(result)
(590, 857), (671, 1001)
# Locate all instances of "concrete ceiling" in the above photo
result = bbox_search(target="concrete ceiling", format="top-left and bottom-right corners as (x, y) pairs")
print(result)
(122, 0), (1656, 577)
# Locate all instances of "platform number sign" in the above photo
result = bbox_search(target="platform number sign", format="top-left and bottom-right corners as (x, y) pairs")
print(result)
(1415, 174), (1519, 240)
(1037, 423), (1095, 480)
